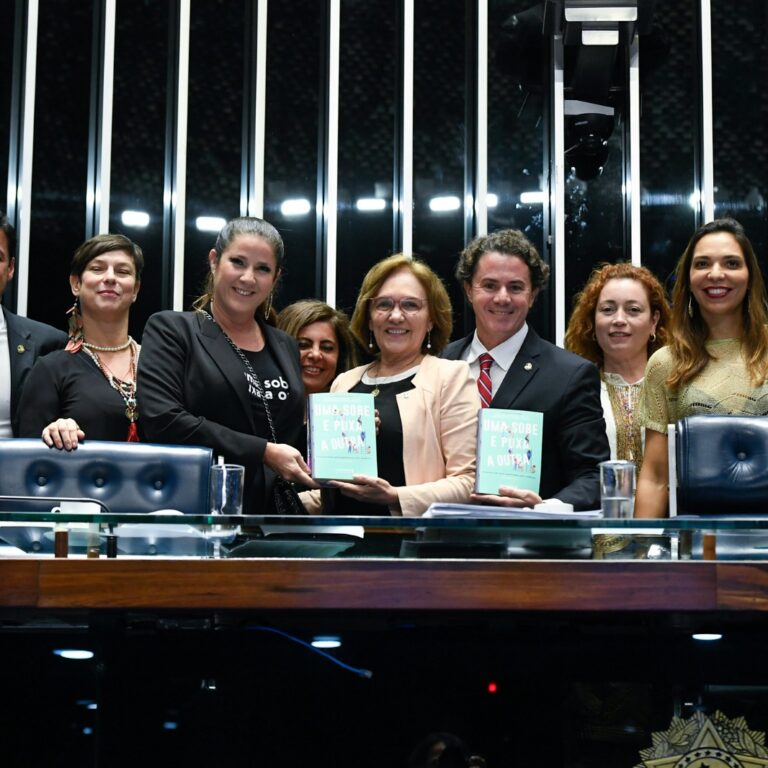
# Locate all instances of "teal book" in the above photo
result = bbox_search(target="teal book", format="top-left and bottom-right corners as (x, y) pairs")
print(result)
(307, 393), (378, 481)
(475, 408), (544, 495)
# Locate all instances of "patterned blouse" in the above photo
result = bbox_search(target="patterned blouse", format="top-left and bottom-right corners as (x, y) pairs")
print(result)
(639, 338), (768, 435)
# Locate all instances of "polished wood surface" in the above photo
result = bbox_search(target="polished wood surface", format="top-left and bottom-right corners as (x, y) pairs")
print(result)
(4, 558), (768, 612)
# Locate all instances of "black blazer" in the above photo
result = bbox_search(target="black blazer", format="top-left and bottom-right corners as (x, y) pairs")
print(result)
(3, 306), (67, 435)
(137, 309), (305, 514)
(442, 328), (609, 510)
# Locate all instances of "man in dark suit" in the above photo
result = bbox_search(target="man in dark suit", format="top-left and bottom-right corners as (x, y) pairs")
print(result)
(442, 229), (608, 510)
(0, 213), (67, 437)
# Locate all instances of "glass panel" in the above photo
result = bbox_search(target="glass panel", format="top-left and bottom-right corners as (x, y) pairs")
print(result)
(412, 0), (468, 337)
(26, 0), (94, 328)
(183, 0), (246, 309)
(562, 40), (627, 320)
(0, 2), (15, 215)
(712, 0), (768, 261)
(109, 0), (170, 339)
(264, 0), (321, 309)
(335, 0), (397, 317)
(488, 0), (549, 337)
(639, 0), (698, 290)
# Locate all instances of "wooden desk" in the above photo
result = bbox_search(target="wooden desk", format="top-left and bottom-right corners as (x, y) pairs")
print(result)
(2, 558), (768, 612)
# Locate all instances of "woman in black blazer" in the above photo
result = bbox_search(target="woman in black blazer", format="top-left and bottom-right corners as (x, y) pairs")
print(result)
(137, 217), (313, 513)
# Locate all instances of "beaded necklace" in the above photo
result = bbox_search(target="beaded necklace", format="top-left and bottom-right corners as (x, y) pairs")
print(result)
(603, 372), (643, 471)
(81, 340), (140, 441)
(83, 336), (133, 352)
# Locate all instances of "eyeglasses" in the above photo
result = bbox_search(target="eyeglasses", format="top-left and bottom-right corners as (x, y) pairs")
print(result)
(369, 296), (426, 314)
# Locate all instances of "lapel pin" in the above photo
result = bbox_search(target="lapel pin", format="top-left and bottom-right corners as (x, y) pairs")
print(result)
(16, 344), (25, 354)
(524, 362), (533, 371)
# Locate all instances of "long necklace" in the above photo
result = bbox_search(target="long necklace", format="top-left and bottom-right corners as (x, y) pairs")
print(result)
(81, 341), (140, 441)
(603, 373), (643, 471)
(83, 336), (133, 353)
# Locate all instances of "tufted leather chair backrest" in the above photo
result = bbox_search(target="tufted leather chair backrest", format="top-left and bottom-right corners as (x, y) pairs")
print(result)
(0, 439), (213, 515)
(675, 415), (768, 515)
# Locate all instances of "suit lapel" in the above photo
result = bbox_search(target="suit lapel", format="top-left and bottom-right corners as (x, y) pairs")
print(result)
(196, 312), (258, 430)
(491, 328), (542, 407)
(4, 309), (35, 393)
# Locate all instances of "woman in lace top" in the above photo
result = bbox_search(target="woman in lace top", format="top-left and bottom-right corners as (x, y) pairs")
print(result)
(635, 218), (768, 517)
(566, 263), (669, 473)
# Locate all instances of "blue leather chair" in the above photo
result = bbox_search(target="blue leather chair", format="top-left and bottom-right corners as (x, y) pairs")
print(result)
(673, 415), (768, 515)
(0, 439), (213, 515)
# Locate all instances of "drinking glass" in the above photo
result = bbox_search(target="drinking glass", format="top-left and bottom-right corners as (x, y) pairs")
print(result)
(599, 460), (636, 519)
(206, 464), (244, 557)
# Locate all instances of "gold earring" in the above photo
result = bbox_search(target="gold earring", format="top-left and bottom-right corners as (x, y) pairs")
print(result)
(688, 297), (694, 318)
(650, 332), (656, 343)
(426, 330), (432, 350)
(264, 292), (273, 319)
(368, 330), (374, 349)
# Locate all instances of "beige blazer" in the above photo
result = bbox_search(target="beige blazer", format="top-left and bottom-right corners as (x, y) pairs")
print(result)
(301, 354), (479, 517)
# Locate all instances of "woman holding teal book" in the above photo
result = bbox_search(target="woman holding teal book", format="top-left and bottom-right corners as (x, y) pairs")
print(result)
(300, 254), (480, 517)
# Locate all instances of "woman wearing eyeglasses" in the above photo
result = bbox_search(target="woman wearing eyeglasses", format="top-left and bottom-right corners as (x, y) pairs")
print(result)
(301, 253), (480, 516)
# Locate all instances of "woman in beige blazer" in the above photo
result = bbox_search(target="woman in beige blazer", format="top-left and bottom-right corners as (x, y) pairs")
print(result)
(301, 254), (479, 517)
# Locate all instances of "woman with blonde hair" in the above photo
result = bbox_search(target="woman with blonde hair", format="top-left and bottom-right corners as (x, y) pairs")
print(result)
(565, 262), (670, 471)
(301, 254), (479, 517)
(635, 218), (768, 517)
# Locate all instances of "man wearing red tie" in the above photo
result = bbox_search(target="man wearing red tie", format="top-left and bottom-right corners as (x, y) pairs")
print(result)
(442, 229), (608, 510)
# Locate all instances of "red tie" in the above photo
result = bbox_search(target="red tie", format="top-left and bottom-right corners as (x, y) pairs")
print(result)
(478, 353), (494, 408)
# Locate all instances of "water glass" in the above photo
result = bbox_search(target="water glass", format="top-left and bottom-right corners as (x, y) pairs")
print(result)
(599, 460), (636, 519)
(207, 464), (245, 556)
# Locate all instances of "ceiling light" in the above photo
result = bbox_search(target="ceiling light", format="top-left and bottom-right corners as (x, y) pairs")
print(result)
(565, 6), (637, 23)
(429, 195), (461, 212)
(311, 635), (341, 649)
(195, 216), (226, 233)
(53, 649), (94, 660)
(280, 198), (311, 216)
(520, 191), (546, 204)
(121, 210), (150, 228)
(356, 198), (387, 212)
(692, 633), (722, 641)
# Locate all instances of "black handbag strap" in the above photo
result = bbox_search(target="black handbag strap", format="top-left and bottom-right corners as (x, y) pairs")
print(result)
(200, 309), (280, 444)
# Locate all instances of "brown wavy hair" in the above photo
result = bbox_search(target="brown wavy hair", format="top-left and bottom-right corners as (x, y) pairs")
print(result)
(276, 299), (359, 375)
(350, 254), (452, 355)
(668, 217), (768, 388)
(565, 262), (670, 368)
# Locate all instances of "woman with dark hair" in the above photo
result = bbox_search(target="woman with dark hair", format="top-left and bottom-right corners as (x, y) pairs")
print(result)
(300, 253), (479, 517)
(276, 299), (358, 398)
(565, 262), (670, 471)
(635, 218), (768, 517)
(19, 233), (143, 448)
(137, 217), (313, 514)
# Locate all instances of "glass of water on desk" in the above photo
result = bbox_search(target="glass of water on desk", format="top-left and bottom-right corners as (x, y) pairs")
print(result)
(599, 460), (636, 519)
(206, 463), (245, 557)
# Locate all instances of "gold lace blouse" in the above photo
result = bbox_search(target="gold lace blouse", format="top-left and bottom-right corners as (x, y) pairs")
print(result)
(639, 339), (768, 435)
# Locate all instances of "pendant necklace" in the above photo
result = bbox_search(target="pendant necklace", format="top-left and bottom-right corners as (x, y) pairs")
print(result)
(81, 340), (140, 441)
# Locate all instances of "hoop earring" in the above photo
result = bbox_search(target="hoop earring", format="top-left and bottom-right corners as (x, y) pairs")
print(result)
(263, 292), (273, 319)
(649, 332), (656, 343)
(426, 330), (432, 350)
(368, 331), (374, 350)
(688, 297), (694, 318)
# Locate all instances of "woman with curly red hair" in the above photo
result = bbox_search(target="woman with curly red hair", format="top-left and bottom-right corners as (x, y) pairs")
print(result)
(566, 262), (670, 472)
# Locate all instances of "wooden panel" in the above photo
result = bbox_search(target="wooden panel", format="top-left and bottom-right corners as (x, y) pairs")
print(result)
(716, 563), (768, 610)
(0, 561), (39, 606)
(28, 559), (722, 612)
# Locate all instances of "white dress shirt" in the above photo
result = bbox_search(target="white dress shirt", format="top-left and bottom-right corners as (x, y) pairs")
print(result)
(461, 323), (529, 397)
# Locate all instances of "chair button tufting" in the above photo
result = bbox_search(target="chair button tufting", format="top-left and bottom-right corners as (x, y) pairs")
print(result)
(154, 480), (163, 490)
(37, 476), (47, 486)
(94, 477), (105, 487)
(737, 452), (747, 460)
